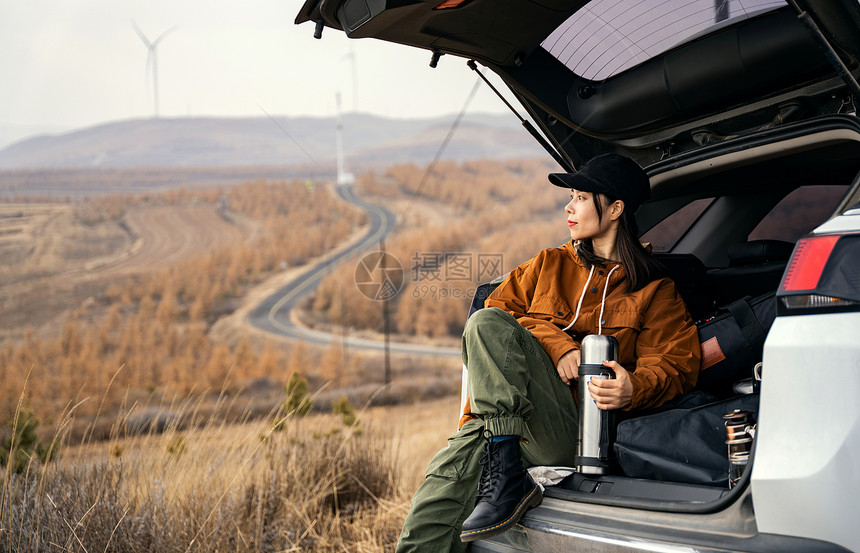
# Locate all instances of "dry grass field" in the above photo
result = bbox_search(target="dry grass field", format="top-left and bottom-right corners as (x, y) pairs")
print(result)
(1, 393), (459, 552)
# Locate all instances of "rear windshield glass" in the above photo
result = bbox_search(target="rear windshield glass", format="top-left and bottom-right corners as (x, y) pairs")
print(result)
(641, 197), (714, 253)
(749, 185), (849, 242)
(541, 0), (786, 81)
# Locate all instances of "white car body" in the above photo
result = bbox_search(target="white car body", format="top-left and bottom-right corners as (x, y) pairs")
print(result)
(754, 210), (860, 552)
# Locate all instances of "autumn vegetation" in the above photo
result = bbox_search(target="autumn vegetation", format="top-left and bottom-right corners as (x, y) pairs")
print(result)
(307, 158), (568, 340)
(1, 390), (460, 552)
(0, 180), (366, 435)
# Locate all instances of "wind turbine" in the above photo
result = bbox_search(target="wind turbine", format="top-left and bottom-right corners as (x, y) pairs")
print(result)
(132, 20), (176, 118)
(342, 45), (358, 112)
(335, 92), (354, 186)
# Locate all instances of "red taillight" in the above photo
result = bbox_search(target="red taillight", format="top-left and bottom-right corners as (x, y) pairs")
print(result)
(780, 235), (840, 292)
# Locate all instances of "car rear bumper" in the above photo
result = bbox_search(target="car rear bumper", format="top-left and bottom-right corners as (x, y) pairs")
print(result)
(471, 495), (852, 553)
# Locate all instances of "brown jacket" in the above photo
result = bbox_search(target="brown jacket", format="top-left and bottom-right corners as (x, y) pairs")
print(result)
(485, 240), (701, 410)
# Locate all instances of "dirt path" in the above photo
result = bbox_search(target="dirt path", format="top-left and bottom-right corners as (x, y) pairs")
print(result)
(87, 205), (250, 278)
(0, 202), (253, 339)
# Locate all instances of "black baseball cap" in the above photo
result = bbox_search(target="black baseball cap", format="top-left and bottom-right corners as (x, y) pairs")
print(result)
(548, 153), (651, 213)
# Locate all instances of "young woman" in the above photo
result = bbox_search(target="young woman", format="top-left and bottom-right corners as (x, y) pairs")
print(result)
(396, 153), (701, 553)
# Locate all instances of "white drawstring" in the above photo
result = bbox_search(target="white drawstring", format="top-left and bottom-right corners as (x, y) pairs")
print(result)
(562, 263), (620, 335)
(597, 265), (621, 335)
(561, 265), (594, 332)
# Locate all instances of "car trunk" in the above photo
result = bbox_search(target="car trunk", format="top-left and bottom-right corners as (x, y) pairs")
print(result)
(467, 121), (860, 551)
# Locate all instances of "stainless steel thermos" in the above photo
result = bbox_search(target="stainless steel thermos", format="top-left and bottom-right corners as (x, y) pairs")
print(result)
(576, 334), (619, 475)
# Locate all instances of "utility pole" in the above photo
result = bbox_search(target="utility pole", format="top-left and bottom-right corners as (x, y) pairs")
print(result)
(382, 239), (391, 385)
(341, 288), (348, 358)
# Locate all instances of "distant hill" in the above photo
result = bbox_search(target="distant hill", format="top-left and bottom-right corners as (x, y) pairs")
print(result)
(0, 113), (546, 171)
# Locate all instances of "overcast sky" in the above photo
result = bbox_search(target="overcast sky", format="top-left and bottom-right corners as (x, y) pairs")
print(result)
(0, 0), (513, 147)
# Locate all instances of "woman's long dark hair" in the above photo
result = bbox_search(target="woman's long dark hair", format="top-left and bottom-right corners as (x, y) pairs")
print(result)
(576, 193), (665, 293)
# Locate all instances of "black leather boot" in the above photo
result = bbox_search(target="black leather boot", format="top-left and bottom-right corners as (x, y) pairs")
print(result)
(460, 433), (542, 543)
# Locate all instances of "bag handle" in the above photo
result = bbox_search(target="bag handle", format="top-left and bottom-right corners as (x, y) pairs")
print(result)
(726, 297), (766, 348)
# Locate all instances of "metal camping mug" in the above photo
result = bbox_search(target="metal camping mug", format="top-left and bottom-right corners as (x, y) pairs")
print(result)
(723, 409), (756, 488)
(575, 334), (619, 475)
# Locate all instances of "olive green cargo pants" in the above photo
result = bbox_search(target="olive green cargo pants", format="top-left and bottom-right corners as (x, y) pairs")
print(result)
(395, 307), (580, 553)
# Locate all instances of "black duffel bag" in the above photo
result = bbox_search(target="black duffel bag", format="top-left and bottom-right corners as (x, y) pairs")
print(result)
(614, 393), (759, 486)
(695, 292), (775, 395)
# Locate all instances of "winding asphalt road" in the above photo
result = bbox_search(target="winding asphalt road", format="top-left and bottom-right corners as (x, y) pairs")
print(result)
(247, 184), (461, 357)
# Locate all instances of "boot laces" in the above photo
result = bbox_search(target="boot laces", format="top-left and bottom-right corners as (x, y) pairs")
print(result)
(476, 431), (502, 501)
